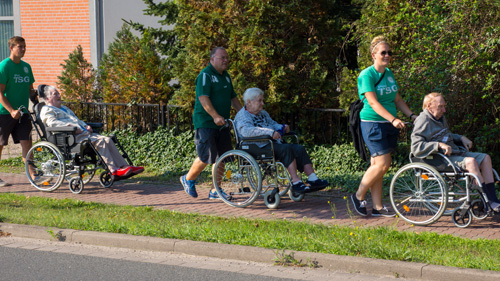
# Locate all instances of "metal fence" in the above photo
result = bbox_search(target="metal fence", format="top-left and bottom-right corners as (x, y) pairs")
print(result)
(66, 102), (192, 134)
(65, 102), (350, 145)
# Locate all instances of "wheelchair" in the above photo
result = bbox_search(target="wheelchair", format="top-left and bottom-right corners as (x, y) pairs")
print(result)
(212, 119), (306, 209)
(23, 84), (135, 194)
(390, 150), (500, 228)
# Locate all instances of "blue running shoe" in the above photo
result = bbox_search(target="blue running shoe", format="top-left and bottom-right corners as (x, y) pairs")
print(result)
(208, 189), (232, 200)
(180, 174), (197, 198)
(291, 181), (311, 194)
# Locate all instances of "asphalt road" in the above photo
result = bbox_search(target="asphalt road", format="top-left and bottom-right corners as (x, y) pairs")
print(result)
(0, 237), (407, 281)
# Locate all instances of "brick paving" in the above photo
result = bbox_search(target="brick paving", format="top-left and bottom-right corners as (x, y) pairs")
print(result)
(1, 172), (500, 240)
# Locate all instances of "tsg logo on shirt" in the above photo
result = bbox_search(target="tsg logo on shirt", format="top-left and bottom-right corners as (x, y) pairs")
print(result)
(211, 75), (219, 83)
(13, 74), (30, 83)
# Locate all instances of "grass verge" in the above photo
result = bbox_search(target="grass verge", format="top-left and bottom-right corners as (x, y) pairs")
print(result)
(0, 192), (499, 271)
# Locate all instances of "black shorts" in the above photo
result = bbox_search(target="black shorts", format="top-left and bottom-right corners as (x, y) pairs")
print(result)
(195, 127), (233, 164)
(0, 114), (32, 146)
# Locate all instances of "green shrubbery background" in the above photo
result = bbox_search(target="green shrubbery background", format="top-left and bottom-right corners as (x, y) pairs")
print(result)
(114, 127), (409, 193)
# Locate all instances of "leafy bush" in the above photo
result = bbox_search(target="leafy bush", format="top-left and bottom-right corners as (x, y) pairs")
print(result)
(341, 0), (500, 166)
(112, 127), (196, 176)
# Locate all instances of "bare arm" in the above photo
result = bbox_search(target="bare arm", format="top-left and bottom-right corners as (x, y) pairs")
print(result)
(198, 95), (225, 126)
(29, 84), (38, 104)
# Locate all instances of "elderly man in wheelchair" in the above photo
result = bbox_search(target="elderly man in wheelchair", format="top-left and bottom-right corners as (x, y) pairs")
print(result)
(29, 85), (144, 193)
(234, 88), (329, 195)
(389, 92), (499, 227)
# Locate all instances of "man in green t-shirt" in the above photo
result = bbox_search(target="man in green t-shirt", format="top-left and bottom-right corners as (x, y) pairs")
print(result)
(0, 36), (37, 187)
(180, 47), (242, 200)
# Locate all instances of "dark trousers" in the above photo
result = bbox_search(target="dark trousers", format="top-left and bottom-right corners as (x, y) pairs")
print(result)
(264, 143), (312, 172)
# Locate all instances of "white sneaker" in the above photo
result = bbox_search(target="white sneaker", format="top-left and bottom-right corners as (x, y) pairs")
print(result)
(0, 179), (11, 187)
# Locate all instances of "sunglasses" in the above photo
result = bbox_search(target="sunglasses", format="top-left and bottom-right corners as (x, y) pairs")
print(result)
(380, 51), (393, 56)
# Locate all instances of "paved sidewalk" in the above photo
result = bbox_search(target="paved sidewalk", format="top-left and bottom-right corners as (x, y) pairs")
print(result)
(1, 172), (500, 240)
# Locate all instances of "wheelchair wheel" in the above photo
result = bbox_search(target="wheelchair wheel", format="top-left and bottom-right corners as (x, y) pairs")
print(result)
(275, 162), (292, 196)
(25, 141), (66, 192)
(452, 208), (472, 228)
(263, 189), (281, 209)
(471, 199), (488, 220)
(99, 171), (114, 188)
(69, 177), (84, 194)
(213, 150), (262, 208)
(390, 163), (448, 226)
(288, 189), (305, 202)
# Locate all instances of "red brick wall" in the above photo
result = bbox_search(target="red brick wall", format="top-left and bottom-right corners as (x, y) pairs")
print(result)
(20, 0), (91, 91)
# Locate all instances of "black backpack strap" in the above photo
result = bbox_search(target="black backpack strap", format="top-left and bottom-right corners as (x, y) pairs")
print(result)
(374, 71), (385, 87)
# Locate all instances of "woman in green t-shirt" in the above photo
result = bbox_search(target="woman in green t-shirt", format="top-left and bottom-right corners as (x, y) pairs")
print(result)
(350, 36), (417, 217)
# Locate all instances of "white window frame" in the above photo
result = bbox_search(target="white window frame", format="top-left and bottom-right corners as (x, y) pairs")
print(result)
(0, 0), (21, 34)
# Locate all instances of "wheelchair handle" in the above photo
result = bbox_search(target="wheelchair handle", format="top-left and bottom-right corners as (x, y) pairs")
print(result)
(17, 105), (28, 116)
(220, 119), (233, 131)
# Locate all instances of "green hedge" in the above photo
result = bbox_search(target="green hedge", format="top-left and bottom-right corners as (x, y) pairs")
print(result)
(114, 127), (411, 193)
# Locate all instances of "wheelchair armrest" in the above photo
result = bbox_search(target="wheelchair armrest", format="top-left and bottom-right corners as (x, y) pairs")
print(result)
(411, 152), (461, 174)
(46, 126), (78, 133)
(86, 122), (104, 129)
(240, 135), (272, 142)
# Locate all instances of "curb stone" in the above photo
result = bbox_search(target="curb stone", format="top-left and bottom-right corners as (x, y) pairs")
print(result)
(1, 223), (499, 281)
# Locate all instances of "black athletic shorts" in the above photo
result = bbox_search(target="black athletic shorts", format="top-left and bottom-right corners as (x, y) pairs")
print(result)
(195, 127), (233, 164)
(0, 114), (32, 146)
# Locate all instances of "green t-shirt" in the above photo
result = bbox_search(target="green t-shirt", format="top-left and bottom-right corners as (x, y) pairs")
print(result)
(358, 65), (399, 122)
(193, 63), (237, 129)
(0, 58), (35, 115)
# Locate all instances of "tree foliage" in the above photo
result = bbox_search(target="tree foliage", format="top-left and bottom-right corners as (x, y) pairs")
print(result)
(135, 0), (360, 117)
(97, 25), (175, 104)
(341, 0), (500, 160)
(57, 45), (97, 102)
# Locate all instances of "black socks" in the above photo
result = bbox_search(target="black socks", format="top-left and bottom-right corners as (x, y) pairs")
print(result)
(483, 182), (500, 204)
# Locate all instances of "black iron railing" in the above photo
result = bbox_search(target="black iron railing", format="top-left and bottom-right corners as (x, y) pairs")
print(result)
(65, 102), (192, 134)
(65, 102), (349, 145)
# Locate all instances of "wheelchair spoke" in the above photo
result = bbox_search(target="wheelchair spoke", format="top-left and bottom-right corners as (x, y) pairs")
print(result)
(390, 163), (447, 226)
(213, 150), (261, 208)
(26, 142), (66, 192)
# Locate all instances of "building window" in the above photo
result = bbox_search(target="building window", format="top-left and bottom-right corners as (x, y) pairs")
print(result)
(0, 0), (20, 59)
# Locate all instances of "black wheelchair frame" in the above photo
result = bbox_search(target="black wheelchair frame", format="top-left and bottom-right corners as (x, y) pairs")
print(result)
(211, 119), (305, 209)
(24, 84), (134, 194)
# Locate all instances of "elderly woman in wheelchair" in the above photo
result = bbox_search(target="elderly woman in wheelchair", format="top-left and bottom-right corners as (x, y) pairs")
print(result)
(25, 85), (144, 194)
(210, 87), (328, 209)
(390, 92), (499, 227)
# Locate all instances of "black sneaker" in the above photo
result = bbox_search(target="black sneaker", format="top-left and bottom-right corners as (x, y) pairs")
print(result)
(306, 179), (329, 191)
(292, 182), (311, 194)
(372, 206), (396, 217)
(350, 193), (367, 216)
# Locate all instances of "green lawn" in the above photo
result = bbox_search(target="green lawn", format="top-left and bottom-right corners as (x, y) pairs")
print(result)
(1, 192), (499, 271)
(1, 155), (499, 272)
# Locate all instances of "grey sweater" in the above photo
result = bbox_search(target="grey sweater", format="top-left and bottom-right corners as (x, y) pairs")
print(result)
(234, 107), (283, 148)
(411, 109), (466, 158)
